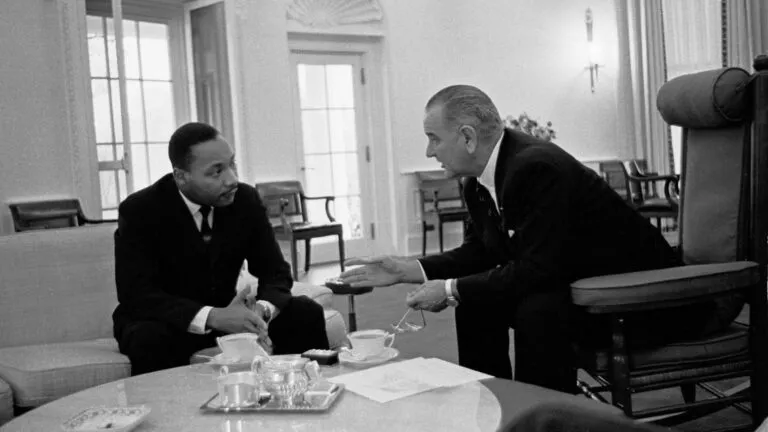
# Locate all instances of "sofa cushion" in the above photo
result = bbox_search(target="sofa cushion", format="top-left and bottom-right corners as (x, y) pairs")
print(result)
(0, 338), (130, 408)
(0, 225), (118, 348)
(0, 378), (11, 426)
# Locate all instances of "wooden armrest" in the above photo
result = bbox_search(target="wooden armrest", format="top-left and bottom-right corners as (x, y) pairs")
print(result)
(302, 194), (337, 222)
(570, 261), (759, 313)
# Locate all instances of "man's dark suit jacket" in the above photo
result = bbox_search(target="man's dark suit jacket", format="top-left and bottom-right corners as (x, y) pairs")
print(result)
(113, 174), (293, 337)
(419, 129), (680, 309)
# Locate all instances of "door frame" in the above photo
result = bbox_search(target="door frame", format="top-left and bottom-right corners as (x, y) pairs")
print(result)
(287, 35), (396, 259)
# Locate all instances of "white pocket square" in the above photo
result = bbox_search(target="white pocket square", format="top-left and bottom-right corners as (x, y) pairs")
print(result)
(507, 229), (515, 238)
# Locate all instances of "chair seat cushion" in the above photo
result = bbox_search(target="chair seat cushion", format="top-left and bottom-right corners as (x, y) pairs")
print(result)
(273, 222), (343, 238)
(580, 323), (748, 373)
(636, 197), (677, 213)
(0, 338), (130, 408)
(0, 377), (12, 425)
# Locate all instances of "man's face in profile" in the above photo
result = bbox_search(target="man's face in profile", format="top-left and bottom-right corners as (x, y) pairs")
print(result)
(424, 105), (467, 178)
(175, 137), (239, 207)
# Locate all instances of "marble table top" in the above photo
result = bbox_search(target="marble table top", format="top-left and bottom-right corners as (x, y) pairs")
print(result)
(1, 361), (616, 431)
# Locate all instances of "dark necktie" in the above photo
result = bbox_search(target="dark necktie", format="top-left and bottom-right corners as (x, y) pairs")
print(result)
(199, 205), (212, 244)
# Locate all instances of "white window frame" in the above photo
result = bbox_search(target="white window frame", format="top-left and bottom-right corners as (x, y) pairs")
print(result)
(85, 1), (189, 216)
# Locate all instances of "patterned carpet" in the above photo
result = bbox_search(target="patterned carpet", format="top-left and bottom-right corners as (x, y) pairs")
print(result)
(300, 262), (755, 431)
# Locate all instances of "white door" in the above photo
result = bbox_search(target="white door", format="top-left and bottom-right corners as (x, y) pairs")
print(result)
(290, 52), (375, 261)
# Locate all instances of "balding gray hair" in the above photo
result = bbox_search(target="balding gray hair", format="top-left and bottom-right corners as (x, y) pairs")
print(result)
(426, 85), (503, 141)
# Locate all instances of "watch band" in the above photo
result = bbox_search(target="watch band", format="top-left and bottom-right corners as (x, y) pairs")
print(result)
(445, 279), (459, 307)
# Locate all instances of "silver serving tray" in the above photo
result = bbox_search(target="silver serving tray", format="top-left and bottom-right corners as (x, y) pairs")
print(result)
(200, 383), (344, 413)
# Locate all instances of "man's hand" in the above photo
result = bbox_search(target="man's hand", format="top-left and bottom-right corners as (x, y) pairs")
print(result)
(207, 289), (268, 334)
(406, 280), (449, 312)
(340, 255), (424, 287)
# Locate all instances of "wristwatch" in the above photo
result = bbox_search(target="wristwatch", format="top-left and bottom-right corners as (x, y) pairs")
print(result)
(444, 279), (459, 307)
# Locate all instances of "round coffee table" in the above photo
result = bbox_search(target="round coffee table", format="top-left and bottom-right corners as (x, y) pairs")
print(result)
(0, 362), (616, 431)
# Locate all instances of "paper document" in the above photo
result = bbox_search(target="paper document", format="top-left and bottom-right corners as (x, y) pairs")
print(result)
(328, 357), (492, 403)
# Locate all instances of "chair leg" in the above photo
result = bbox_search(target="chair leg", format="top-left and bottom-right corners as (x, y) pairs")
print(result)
(290, 240), (299, 281)
(681, 383), (696, 403)
(422, 221), (428, 257)
(338, 233), (345, 273)
(304, 239), (311, 273)
(438, 221), (445, 253)
(611, 316), (633, 416)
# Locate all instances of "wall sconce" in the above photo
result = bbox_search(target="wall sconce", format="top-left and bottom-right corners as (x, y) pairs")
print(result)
(585, 8), (602, 93)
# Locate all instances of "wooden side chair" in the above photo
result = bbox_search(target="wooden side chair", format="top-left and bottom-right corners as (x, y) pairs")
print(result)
(598, 160), (678, 229)
(254, 181), (344, 280)
(571, 61), (768, 430)
(8, 198), (115, 232)
(416, 170), (469, 257)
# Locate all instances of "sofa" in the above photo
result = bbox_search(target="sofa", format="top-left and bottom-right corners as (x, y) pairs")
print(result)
(0, 224), (346, 424)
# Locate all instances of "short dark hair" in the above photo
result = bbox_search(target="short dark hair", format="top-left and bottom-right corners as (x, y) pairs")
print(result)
(426, 85), (502, 141)
(168, 122), (220, 170)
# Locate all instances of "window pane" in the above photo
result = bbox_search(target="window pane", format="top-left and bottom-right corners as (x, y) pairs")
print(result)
(97, 144), (114, 162)
(122, 20), (141, 79)
(304, 154), (333, 196)
(305, 199), (326, 225)
(326, 64), (354, 108)
(329, 109), (357, 152)
(87, 16), (107, 77)
(99, 171), (118, 208)
(147, 144), (171, 183)
(126, 80), (145, 142)
(335, 196), (363, 239)
(105, 18), (119, 78)
(139, 22), (171, 80)
(110, 80), (124, 142)
(297, 64), (327, 109)
(332, 153), (360, 196)
(143, 81), (175, 142)
(131, 143), (149, 191)
(102, 209), (118, 219)
(91, 79), (113, 143)
(301, 110), (330, 154)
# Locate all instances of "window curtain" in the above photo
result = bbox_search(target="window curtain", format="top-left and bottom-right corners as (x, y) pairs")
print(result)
(614, 0), (670, 174)
(725, 0), (768, 70)
(662, 0), (722, 174)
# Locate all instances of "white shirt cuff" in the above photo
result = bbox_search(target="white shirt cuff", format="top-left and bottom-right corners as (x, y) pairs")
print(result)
(445, 278), (459, 305)
(416, 260), (428, 282)
(188, 306), (213, 334)
(256, 300), (278, 322)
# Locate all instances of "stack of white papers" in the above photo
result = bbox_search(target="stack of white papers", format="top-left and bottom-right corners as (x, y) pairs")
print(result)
(328, 357), (492, 403)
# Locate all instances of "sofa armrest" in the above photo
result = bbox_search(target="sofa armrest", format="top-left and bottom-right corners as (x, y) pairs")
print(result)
(571, 261), (759, 313)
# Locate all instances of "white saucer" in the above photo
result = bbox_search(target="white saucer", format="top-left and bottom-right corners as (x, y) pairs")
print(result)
(207, 353), (252, 371)
(339, 347), (399, 367)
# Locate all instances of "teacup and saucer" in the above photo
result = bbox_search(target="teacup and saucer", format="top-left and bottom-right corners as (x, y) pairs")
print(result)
(340, 329), (399, 366)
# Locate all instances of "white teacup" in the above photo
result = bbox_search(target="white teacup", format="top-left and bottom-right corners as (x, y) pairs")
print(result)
(217, 333), (269, 362)
(346, 329), (395, 359)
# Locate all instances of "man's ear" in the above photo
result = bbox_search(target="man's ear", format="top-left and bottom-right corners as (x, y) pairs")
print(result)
(172, 167), (187, 186)
(459, 125), (478, 154)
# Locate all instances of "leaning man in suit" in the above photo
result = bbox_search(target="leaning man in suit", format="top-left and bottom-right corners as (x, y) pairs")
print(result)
(113, 122), (329, 375)
(340, 85), (727, 393)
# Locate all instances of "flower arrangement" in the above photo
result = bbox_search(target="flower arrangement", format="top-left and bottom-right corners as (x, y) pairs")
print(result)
(503, 112), (557, 142)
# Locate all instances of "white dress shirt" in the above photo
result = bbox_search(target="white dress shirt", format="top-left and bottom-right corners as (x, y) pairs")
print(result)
(179, 191), (277, 334)
(418, 131), (505, 305)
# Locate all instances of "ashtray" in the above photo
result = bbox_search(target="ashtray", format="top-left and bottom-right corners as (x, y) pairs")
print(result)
(61, 405), (151, 432)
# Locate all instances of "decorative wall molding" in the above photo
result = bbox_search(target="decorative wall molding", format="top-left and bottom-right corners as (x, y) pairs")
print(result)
(54, 0), (100, 215)
(285, 0), (383, 28)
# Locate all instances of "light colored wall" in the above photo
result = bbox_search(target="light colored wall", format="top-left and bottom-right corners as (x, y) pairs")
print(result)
(0, 0), (77, 234)
(0, 0), (626, 248)
(380, 0), (623, 253)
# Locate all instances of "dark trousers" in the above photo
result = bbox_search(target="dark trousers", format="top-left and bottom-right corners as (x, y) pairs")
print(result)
(117, 295), (329, 376)
(456, 290), (576, 394)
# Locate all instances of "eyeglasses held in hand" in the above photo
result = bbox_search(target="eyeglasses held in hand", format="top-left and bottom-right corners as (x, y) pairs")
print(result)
(391, 308), (426, 334)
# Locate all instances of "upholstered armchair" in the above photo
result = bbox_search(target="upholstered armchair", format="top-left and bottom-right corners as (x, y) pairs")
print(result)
(571, 60), (768, 430)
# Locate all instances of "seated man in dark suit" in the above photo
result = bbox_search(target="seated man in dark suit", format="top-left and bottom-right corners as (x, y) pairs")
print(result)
(113, 122), (329, 375)
(340, 85), (729, 393)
